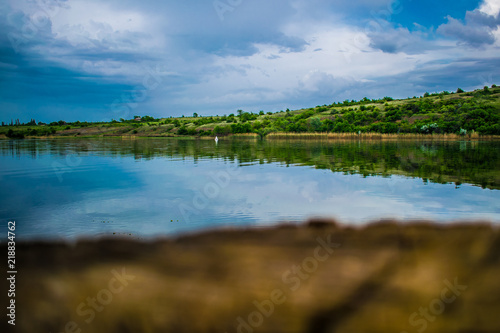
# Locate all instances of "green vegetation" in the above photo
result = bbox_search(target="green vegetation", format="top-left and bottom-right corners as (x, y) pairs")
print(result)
(2, 86), (500, 138)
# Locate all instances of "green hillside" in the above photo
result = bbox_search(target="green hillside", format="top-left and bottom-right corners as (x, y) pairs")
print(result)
(2, 85), (500, 139)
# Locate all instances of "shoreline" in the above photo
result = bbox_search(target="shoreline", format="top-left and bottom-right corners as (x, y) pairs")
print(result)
(2, 131), (500, 141)
(5, 219), (500, 332)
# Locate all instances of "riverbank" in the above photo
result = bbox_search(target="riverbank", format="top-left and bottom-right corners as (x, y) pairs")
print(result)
(2, 86), (500, 140)
(5, 219), (499, 333)
(2, 131), (500, 141)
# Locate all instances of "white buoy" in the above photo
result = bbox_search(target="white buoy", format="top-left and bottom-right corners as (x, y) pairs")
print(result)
(215, 136), (219, 143)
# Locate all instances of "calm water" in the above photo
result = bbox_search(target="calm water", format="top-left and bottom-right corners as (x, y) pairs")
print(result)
(1, 138), (499, 240)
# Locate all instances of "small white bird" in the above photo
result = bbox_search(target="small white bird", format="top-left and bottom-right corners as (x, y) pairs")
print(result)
(215, 136), (219, 143)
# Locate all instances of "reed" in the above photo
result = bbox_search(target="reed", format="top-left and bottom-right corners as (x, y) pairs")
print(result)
(265, 132), (500, 141)
(230, 133), (259, 138)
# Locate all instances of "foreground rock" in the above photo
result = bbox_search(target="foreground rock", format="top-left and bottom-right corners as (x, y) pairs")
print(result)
(3, 219), (500, 333)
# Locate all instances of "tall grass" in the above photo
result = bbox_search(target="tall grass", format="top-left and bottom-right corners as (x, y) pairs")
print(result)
(230, 133), (259, 138)
(265, 132), (499, 140)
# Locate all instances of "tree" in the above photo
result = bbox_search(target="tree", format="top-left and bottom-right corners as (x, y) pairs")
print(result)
(256, 127), (271, 139)
(142, 115), (155, 122)
(457, 88), (464, 93)
(193, 113), (198, 118)
(308, 117), (322, 132)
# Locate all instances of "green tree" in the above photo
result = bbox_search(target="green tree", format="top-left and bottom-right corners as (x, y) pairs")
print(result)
(308, 117), (322, 132)
(142, 115), (155, 122)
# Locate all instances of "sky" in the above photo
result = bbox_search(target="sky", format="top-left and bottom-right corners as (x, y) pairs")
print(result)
(0, 0), (500, 123)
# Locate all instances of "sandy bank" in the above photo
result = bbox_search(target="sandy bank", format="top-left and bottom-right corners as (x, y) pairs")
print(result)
(3, 219), (500, 333)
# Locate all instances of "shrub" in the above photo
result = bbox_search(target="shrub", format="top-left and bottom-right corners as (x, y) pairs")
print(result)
(6, 129), (25, 139)
(187, 128), (198, 136)
(177, 126), (188, 135)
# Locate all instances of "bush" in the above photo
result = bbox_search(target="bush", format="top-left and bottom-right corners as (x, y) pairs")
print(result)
(230, 122), (252, 133)
(177, 126), (189, 135)
(187, 128), (198, 136)
(213, 125), (231, 135)
(27, 128), (38, 136)
(6, 129), (25, 139)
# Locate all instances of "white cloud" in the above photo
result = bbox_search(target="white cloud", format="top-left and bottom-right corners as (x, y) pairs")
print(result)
(2, 0), (500, 121)
(479, 0), (500, 16)
(48, 0), (165, 53)
(437, 0), (500, 47)
(177, 24), (438, 112)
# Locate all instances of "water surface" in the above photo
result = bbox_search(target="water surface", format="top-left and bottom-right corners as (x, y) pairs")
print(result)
(1, 138), (498, 240)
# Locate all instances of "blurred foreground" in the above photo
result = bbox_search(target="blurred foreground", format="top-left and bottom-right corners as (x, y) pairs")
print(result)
(3, 220), (500, 333)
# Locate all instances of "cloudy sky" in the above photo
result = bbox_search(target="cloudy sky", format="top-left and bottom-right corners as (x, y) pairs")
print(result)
(1, 0), (499, 122)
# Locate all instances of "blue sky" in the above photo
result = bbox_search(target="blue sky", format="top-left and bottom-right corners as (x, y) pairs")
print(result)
(1, 0), (499, 122)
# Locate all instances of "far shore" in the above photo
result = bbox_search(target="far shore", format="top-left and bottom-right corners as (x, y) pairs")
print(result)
(2, 131), (500, 141)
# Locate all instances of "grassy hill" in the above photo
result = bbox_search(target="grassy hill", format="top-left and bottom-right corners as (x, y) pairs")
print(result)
(2, 85), (500, 139)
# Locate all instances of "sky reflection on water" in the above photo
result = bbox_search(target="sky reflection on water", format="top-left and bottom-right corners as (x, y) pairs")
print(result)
(0, 139), (498, 240)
